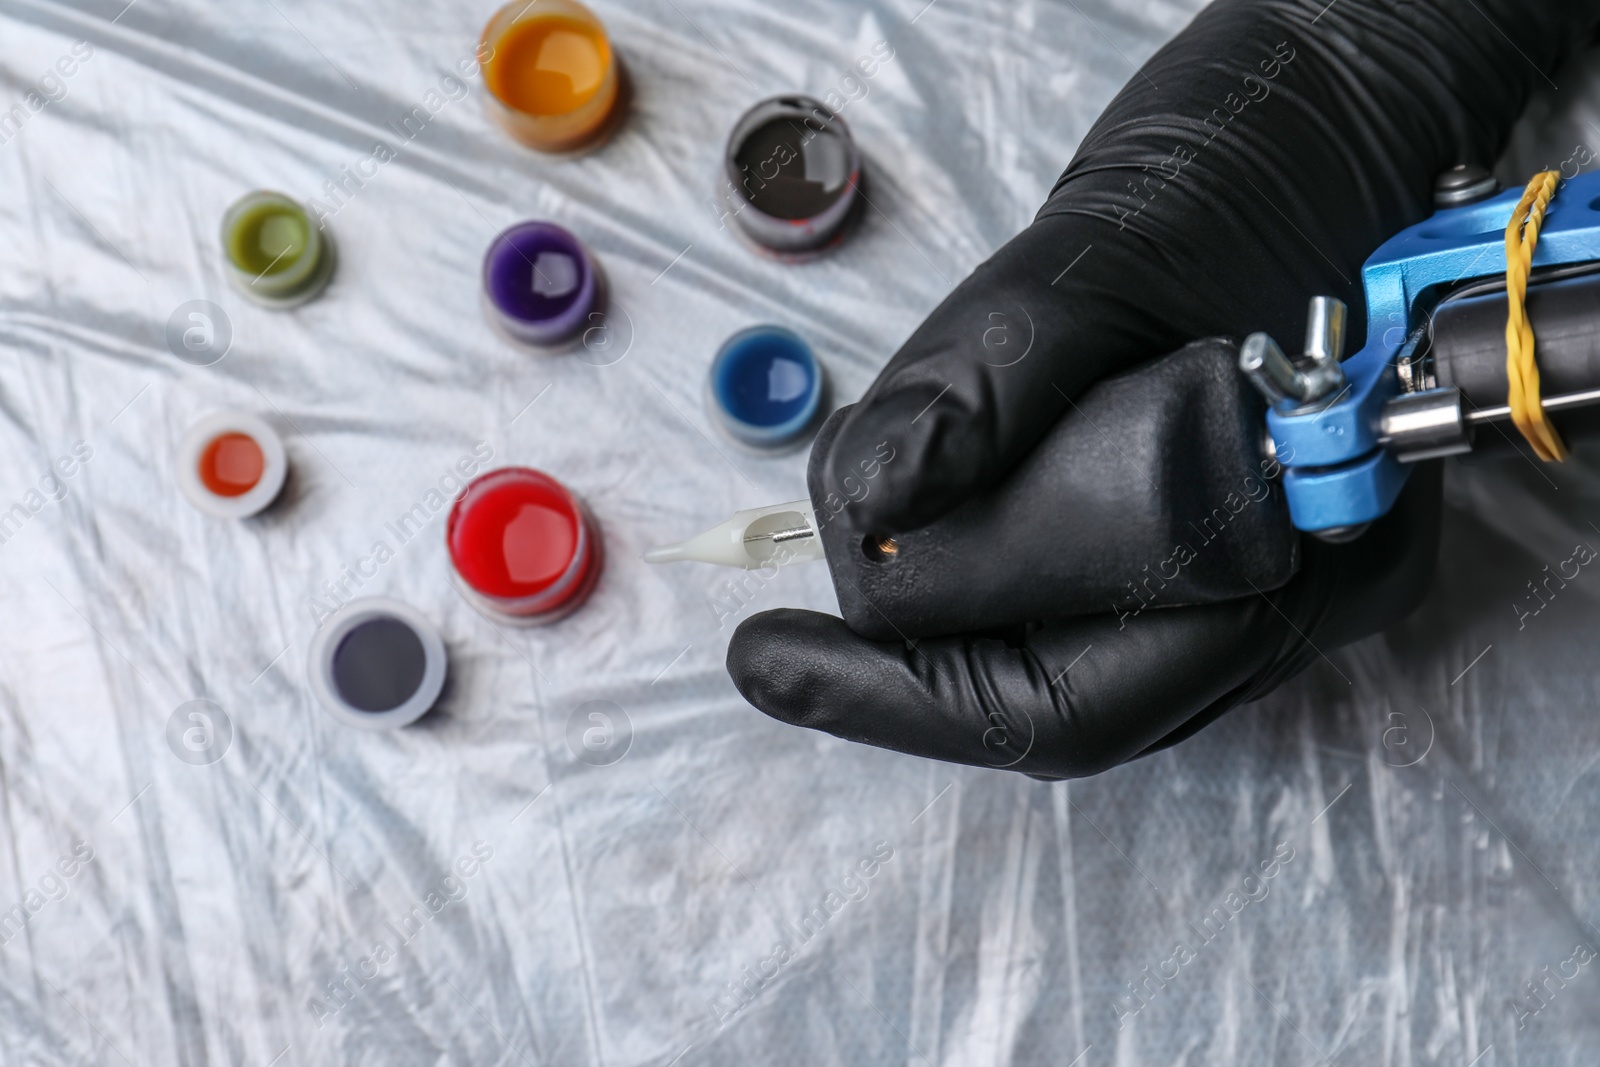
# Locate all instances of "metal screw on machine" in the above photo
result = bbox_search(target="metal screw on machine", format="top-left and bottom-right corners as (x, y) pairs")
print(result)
(1433, 163), (1499, 209)
(1302, 294), (1345, 368)
(1239, 296), (1349, 411)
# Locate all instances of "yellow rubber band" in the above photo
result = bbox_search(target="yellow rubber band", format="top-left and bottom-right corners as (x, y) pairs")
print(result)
(1504, 170), (1567, 462)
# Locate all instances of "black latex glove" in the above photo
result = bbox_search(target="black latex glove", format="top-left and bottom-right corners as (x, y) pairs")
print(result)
(726, 0), (1598, 778)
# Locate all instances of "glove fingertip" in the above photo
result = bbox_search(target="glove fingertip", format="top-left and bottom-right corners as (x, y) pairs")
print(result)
(726, 608), (843, 728)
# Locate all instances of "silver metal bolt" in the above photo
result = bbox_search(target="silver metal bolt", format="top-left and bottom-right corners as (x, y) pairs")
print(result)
(1240, 296), (1350, 411)
(1378, 386), (1472, 461)
(1303, 296), (1346, 368)
(1239, 332), (1305, 409)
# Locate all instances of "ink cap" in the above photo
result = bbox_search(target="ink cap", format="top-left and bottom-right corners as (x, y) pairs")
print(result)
(706, 325), (826, 452)
(723, 95), (863, 259)
(308, 598), (448, 731)
(447, 467), (603, 625)
(220, 191), (335, 308)
(482, 221), (605, 350)
(176, 411), (288, 519)
(480, 0), (625, 154)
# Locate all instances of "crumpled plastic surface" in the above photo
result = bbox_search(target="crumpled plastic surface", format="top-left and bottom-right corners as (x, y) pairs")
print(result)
(2, 0), (1600, 1063)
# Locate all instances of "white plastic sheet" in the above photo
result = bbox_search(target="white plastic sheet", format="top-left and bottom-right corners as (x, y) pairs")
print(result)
(1, 0), (1598, 1063)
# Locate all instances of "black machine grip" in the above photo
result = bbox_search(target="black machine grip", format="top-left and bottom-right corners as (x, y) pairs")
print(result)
(808, 338), (1300, 641)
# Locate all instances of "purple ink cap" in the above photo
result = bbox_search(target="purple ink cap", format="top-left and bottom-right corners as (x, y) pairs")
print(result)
(482, 221), (602, 349)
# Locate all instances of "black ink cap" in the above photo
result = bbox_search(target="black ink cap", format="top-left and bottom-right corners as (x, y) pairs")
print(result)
(309, 598), (448, 731)
(723, 95), (863, 258)
(332, 617), (428, 712)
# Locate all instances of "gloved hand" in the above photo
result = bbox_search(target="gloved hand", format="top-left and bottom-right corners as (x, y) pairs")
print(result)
(726, 0), (1597, 778)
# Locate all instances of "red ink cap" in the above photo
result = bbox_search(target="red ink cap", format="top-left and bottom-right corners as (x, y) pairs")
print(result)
(447, 467), (601, 623)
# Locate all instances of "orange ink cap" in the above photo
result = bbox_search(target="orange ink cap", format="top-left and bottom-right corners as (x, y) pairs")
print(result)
(176, 412), (288, 519)
(199, 432), (265, 497)
(480, 0), (623, 154)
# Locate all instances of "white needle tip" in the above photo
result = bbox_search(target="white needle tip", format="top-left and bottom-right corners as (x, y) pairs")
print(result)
(642, 543), (689, 564)
(644, 500), (824, 570)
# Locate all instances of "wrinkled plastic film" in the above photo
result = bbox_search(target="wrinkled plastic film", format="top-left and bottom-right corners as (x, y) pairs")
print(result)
(1, 1), (1600, 1064)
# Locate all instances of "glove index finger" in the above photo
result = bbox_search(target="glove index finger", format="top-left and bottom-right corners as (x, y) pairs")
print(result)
(826, 211), (1158, 534)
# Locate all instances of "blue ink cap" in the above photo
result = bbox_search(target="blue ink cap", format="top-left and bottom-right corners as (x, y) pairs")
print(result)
(706, 325), (826, 451)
